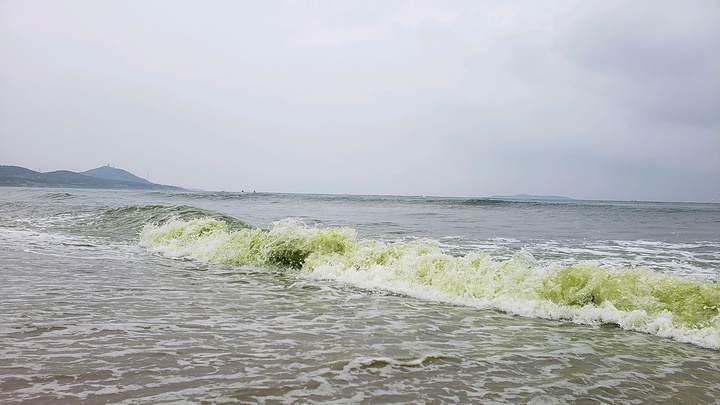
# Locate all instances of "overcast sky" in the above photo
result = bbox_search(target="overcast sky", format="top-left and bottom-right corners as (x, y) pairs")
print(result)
(1, 1), (718, 202)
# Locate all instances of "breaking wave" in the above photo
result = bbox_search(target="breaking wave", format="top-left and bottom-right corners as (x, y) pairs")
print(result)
(139, 217), (720, 350)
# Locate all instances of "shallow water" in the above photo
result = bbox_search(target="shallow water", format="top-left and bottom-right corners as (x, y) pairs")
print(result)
(1, 188), (718, 403)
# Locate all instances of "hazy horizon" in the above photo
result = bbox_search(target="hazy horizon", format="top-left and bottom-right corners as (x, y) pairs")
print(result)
(2, 1), (718, 202)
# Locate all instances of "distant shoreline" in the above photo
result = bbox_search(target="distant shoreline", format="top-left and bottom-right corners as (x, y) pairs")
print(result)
(490, 194), (574, 201)
(0, 165), (183, 191)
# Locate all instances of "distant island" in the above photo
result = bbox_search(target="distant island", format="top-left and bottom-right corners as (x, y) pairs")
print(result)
(0, 165), (183, 191)
(490, 194), (574, 201)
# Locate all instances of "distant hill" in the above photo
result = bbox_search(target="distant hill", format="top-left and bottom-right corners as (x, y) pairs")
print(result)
(490, 194), (574, 201)
(82, 165), (151, 184)
(0, 165), (182, 190)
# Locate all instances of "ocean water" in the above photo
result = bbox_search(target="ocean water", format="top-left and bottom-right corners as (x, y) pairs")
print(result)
(1, 188), (719, 404)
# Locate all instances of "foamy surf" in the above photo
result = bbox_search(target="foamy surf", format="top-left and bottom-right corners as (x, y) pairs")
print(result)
(140, 217), (720, 350)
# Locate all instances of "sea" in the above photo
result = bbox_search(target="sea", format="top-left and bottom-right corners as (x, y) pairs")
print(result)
(1, 187), (719, 404)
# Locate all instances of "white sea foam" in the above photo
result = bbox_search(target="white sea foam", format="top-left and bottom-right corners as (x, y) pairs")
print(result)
(140, 218), (720, 350)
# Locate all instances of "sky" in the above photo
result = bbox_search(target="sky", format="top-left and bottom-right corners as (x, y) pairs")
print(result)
(1, 0), (719, 202)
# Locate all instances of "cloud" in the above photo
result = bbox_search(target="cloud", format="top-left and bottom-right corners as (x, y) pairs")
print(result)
(560, 1), (720, 128)
(1, 0), (718, 200)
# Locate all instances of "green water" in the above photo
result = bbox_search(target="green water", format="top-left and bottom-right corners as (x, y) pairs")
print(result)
(1, 188), (718, 403)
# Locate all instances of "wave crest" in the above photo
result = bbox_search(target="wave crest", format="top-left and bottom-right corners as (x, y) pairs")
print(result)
(139, 217), (720, 349)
